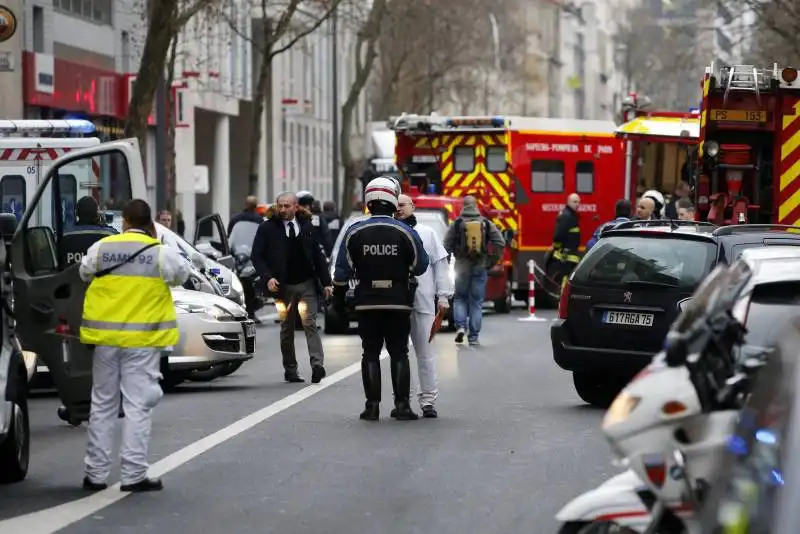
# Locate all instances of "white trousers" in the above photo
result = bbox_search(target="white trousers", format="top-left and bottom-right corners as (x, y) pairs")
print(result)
(410, 310), (438, 408)
(84, 346), (163, 486)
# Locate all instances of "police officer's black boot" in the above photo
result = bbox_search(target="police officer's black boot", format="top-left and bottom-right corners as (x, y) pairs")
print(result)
(390, 358), (418, 421)
(359, 360), (381, 421)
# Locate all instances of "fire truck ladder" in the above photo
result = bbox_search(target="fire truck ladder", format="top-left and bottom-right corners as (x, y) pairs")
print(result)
(717, 62), (775, 107)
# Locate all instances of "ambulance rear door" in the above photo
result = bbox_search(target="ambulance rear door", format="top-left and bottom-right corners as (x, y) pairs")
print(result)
(10, 139), (138, 424)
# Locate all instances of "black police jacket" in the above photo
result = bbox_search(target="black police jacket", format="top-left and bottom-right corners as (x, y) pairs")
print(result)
(553, 206), (580, 250)
(60, 224), (118, 266)
(333, 215), (429, 312)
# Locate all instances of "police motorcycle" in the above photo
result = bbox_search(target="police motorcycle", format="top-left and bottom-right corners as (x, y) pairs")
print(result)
(556, 265), (767, 534)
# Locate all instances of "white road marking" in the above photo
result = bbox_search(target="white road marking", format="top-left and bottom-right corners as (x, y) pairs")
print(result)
(0, 351), (387, 534)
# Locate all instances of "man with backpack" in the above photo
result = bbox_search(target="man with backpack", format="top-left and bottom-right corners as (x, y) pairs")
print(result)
(444, 195), (506, 346)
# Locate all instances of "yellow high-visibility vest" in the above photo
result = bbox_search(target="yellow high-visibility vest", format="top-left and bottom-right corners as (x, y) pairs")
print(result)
(80, 231), (179, 348)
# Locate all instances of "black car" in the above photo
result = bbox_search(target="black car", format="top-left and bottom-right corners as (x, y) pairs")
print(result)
(551, 221), (800, 407)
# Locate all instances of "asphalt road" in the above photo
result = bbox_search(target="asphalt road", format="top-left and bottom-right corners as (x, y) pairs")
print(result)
(0, 307), (617, 534)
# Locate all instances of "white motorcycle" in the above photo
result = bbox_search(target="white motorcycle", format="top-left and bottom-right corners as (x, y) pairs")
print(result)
(556, 272), (765, 534)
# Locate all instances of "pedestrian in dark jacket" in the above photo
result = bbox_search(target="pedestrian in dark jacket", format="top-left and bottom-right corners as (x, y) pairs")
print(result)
(228, 195), (264, 235)
(586, 199), (631, 251)
(297, 191), (332, 256)
(252, 192), (332, 384)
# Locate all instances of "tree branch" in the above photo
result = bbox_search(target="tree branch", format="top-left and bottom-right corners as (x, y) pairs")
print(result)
(174, 0), (219, 28)
(268, 0), (343, 58)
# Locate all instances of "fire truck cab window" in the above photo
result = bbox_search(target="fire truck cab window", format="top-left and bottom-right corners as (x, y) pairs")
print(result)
(486, 146), (507, 172)
(0, 175), (26, 222)
(576, 161), (594, 193)
(454, 146), (475, 172)
(531, 160), (564, 192)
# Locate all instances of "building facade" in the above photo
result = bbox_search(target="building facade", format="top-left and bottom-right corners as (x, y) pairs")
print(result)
(15, 0), (366, 237)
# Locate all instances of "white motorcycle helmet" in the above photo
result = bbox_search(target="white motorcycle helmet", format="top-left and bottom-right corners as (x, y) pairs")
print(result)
(642, 189), (666, 218)
(364, 176), (400, 209)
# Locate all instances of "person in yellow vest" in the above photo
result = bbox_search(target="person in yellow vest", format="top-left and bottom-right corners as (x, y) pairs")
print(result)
(79, 199), (193, 493)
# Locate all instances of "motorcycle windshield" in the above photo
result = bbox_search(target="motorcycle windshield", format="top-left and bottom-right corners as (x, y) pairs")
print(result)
(230, 221), (259, 256)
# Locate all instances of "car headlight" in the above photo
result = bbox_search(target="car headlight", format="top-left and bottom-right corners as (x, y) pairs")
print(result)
(602, 392), (641, 429)
(174, 301), (232, 320)
(706, 140), (720, 158)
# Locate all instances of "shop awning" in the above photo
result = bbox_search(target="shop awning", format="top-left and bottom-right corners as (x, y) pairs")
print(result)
(615, 116), (700, 144)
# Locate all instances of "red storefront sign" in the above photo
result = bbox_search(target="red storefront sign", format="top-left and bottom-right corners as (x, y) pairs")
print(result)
(22, 51), (123, 119)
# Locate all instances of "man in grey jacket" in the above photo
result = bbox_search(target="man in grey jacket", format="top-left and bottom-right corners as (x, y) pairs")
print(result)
(444, 196), (506, 346)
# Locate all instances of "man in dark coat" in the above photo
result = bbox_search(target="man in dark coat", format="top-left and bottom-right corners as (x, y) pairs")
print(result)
(252, 192), (332, 384)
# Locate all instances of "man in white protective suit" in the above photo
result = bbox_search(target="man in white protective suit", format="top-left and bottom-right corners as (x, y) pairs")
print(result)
(395, 194), (454, 418)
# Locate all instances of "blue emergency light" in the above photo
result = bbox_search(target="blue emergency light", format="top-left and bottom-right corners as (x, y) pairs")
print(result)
(0, 119), (96, 136)
(446, 116), (505, 128)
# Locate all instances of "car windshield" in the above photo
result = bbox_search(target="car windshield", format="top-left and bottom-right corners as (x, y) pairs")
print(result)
(573, 235), (716, 289)
(157, 222), (196, 258)
(739, 282), (800, 347)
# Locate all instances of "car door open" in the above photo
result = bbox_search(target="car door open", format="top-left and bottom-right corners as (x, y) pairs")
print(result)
(10, 140), (142, 424)
(194, 213), (233, 270)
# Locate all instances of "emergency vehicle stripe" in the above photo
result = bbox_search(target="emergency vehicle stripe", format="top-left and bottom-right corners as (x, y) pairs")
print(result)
(778, 98), (800, 224)
(438, 131), (517, 230)
(0, 147), (71, 160)
(698, 73), (711, 159)
(82, 319), (178, 331)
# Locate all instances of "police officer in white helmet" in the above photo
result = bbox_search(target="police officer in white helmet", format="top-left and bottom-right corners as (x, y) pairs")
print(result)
(332, 177), (429, 421)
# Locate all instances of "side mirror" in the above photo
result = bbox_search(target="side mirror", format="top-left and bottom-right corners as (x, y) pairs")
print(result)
(0, 213), (17, 239)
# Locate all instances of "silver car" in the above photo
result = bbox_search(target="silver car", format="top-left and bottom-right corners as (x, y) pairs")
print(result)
(163, 287), (257, 387)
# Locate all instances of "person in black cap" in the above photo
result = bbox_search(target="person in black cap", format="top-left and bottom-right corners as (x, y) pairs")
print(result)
(296, 191), (332, 256)
(60, 196), (118, 267)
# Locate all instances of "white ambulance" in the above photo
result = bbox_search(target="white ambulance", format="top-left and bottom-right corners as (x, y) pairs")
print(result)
(0, 120), (113, 230)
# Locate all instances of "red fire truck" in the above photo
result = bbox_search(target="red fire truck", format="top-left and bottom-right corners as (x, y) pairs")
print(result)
(506, 117), (624, 304)
(389, 115), (516, 312)
(614, 93), (700, 201)
(696, 61), (800, 224)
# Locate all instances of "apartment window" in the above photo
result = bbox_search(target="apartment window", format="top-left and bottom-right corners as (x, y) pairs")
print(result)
(54, 0), (112, 25)
(121, 31), (130, 73)
(33, 6), (44, 53)
(531, 160), (564, 192)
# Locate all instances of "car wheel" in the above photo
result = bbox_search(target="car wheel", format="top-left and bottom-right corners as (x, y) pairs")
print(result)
(572, 372), (621, 408)
(0, 370), (30, 483)
(493, 278), (513, 314)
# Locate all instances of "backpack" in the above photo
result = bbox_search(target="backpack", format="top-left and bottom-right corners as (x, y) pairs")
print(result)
(454, 218), (490, 259)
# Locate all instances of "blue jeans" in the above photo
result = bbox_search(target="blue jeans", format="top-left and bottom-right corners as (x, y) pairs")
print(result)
(453, 268), (487, 341)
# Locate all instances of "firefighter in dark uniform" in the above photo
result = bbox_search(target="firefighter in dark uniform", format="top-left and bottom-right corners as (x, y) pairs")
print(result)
(551, 193), (582, 286)
(60, 196), (118, 266)
(333, 177), (429, 422)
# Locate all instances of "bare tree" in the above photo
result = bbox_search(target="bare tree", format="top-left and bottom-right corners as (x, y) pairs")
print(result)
(614, 1), (702, 109)
(225, 0), (343, 195)
(736, 0), (800, 63)
(370, 0), (534, 118)
(339, 0), (388, 216)
(125, 0), (222, 161)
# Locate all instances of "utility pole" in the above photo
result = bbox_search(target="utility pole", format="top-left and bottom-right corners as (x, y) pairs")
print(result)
(331, 8), (340, 207)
